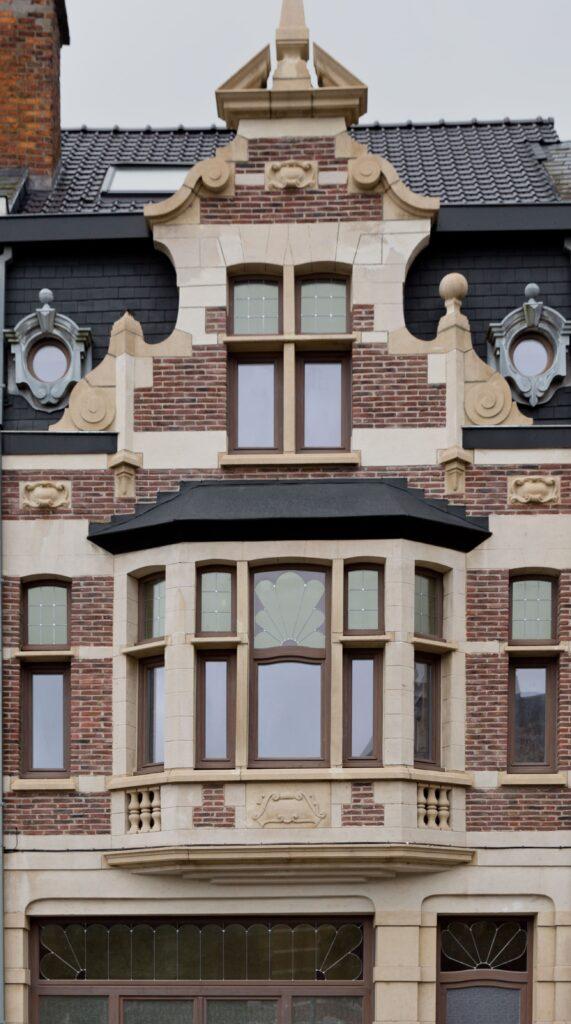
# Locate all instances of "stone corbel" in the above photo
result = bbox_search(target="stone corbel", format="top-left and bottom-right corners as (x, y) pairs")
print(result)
(348, 153), (440, 221)
(108, 450), (143, 500)
(438, 446), (474, 496)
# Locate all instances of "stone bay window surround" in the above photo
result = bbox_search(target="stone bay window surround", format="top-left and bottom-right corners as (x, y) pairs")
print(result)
(2, 0), (571, 1023)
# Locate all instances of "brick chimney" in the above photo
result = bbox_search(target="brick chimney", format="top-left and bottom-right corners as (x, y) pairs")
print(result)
(0, 0), (69, 186)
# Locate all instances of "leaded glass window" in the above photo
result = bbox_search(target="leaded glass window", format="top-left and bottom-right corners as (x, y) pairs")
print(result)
(299, 280), (348, 334)
(440, 919), (530, 1024)
(346, 567), (381, 633)
(414, 571), (442, 638)
(199, 569), (234, 634)
(26, 583), (68, 647)
(511, 577), (555, 642)
(140, 576), (165, 641)
(233, 280), (280, 335)
(440, 919), (528, 973)
(253, 569), (326, 650)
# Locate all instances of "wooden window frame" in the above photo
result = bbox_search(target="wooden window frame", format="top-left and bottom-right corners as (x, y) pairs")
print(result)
(138, 573), (165, 645)
(295, 351), (352, 453)
(508, 657), (557, 774)
(228, 275), (284, 337)
(249, 564), (331, 768)
(295, 273), (351, 335)
(343, 562), (384, 636)
(509, 574), (558, 646)
(21, 663), (70, 779)
(343, 649), (383, 766)
(227, 353), (284, 454)
(30, 916), (373, 1024)
(21, 579), (71, 652)
(413, 653), (441, 770)
(195, 650), (236, 769)
(414, 568), (444, 641)
(137, 657), (165, 773)
(437, 916), (532, 1024)
(196, 565), (237, 637)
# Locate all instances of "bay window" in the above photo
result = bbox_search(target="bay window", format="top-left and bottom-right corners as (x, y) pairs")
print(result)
(139, 574), (165, 643)
(344, 564), (383, 634)
(250, 566), (329, 765)
(196, 652), (235, 768)
(139, 659), (165, 770)
(343, 651), (382, 765)
(414, 655), (440, 768)
(197, 566), (236, 635)
(414, 569), (443, 639)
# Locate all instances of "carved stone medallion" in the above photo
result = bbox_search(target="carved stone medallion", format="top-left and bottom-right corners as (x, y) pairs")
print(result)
(508, 476), (560, 506)
(20, 480), (71, 510)
(68, 380), (115, 431)
(247, 784), (330, 828)
(265, 159), (318, 191)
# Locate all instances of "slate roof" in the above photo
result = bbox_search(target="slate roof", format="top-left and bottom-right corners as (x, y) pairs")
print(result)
(88, 478), (491, 554)
(16, 117), (564, 216)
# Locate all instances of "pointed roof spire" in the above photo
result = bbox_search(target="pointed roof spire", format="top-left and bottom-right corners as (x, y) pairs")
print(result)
(274, 0), (311, 90)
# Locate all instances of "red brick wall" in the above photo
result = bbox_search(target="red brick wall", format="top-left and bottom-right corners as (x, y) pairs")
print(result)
(4, 793), (111, 835)
(0, 0), (63, 180)
(352, 305), (375, 331)
(205, 307), (228, 335)
(134, 350), (227, 432)
(201, 138), (382, 223)
(3, 575), (114, 648)
(465, 465), (571, 515)
(467, 789), (571, 831)
(341, 782), (384, 826)
(193, 784), (235, 827)
(352, 343), (446, 428)
(466, 571), (509, 641)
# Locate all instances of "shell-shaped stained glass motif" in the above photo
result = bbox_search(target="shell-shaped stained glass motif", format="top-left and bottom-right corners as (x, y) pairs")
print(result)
(39, 920), (364, 983)
(254, 570), (326, 650)
(441, 918), (528, 972)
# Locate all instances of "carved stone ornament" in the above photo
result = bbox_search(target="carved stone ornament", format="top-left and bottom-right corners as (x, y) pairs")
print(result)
(201, 157), (232, 194)
(265, 159), (318, 191)
(20, 480), (71, 510)
(349, 154), (383, 191)
(252, 790), (328, 829)
(5, 289), (93, 412)
(68, 380), (115, 432)
(464, 373), (514, 425)
(508, 476), (560, 506)
(488, 284), (571, 406)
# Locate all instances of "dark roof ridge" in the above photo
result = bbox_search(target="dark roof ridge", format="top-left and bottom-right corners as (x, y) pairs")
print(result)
(59, 116), (557, 135)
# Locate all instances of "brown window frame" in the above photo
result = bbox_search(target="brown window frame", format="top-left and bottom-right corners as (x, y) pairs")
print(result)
(343, 649), (383, 766)
(295, 273), (351, 335)
(195, 650), (236, 769)
(508, 657), (557, 774)
(196, 564), (237, 637)
(414, 568), (444, 641)
(21, 662), (70, 779)
(228, 275), (284, 337)
(437, 916), (532, 1024)
(227, 353), (284, 454)
(413, 653), (441, 770)
(509, 573), (558, 646)
(137, 657), (165, 773)
(30, 916), (373, 1024)
(343, 562), (384, 636)
(21, 579), (71, 652)
(295, 351), (352, 453)
(138, 572), (165, 645)
(249, 563), (331, 768)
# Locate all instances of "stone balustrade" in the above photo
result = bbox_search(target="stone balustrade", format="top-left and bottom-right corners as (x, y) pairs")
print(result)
(417, 782), (451, 829)
(127, 786), (162, 834)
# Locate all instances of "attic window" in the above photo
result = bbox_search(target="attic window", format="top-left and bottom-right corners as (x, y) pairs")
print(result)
(102, 166), (189, 195)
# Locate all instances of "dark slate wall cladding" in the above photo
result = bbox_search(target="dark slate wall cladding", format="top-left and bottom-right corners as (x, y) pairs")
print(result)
(404, 232), (571, 423)
(4, 239), (179, 430)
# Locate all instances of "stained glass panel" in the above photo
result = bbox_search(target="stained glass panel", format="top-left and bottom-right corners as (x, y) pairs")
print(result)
(253, 569), (326, 650)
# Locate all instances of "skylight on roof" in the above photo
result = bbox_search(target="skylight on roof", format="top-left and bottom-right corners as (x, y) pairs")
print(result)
(102, 165), (189, 194)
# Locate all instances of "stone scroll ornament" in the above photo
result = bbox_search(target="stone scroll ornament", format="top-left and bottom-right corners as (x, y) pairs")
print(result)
(253, 791), (327, 828)
(21, 480), (71, 510)
(508, 477), (560, 506)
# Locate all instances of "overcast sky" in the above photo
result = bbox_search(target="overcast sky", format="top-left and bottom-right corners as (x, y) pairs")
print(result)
(62, 0), (571, 138)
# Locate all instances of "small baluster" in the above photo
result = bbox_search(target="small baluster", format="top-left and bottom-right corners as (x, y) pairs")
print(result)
(426, 785), (438, 828)
(151, 788), (162, 832)
(139, 788), (152, 833)
(438, 787), (451, 830)
(127, 789), (141, 834)
(417, 784), (427, 828)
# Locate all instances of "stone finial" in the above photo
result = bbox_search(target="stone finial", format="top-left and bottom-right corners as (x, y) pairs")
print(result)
(439, 273), (469, 314)
(274, 0), (311, 89)
(36, 287), (56, 333)
(523, 281), (543, 327)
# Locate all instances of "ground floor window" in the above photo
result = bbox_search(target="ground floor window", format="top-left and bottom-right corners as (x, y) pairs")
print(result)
(438, 916), (531, 1024)
(32, 919), (371, 1024)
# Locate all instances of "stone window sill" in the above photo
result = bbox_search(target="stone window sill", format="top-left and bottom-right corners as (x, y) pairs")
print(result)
(122, 637), (170, 659)
(15, 649), (74, 661)
(499, 771), (568, 787)
(412, 636), (457, 655)
(219, 451), (361, 468)
(504, 644), (565, 655)
(187, 635), (245, 649)
(11, 777), (77, 792)
(107, 766), (474, 790)
(222, 333), (356, 352)
(339, 634), (392, 648)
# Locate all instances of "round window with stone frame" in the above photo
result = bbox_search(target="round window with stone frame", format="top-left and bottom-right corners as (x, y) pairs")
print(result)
(510, 332), (554, 379)
(27, 337), (71, 384)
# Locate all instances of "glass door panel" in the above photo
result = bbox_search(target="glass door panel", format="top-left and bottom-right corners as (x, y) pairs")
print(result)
(292, 996), (363, 1024)
(445, 985), (522, 1024)
(123, 1001), (194, 1023)
(40, 996), (108, 1024)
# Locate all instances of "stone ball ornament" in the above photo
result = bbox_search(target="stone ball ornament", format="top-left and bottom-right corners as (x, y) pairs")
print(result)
(439, 273), (469, 305)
